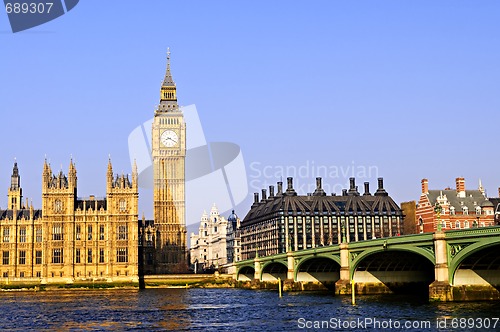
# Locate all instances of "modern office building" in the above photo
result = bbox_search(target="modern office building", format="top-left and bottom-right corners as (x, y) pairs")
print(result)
(240, 177), (404, 260)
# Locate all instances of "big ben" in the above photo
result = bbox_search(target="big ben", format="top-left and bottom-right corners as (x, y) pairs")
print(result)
(152, 49), (187, 273)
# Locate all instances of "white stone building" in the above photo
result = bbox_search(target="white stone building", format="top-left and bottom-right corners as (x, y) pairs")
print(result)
(190, 204), (228, 271)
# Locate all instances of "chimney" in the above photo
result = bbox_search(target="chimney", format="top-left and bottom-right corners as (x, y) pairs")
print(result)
(348, 177), (359, 195)
(375, 177), (388, 196)
(421, 179), (428, 194)
(363, 182), (370, 196)
(253, 193), (259, 204)
(261, 189), (267, 201)
(269, 185), (275, 198)
(342, 189), (347, 196)
(456, 177), (465, 197)
(285, 177), (297, 196)
(498, 187), (500, 198)
(313, 177), (326, 196)
(277, 181), (283, 196)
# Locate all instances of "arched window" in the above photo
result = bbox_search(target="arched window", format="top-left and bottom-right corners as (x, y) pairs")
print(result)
(450, 206), (455, 215)
(464, 221), (470, 228)
(455, 221), (460, 229)
(119, 199), (127, 212)
(55, 199), (63, 213)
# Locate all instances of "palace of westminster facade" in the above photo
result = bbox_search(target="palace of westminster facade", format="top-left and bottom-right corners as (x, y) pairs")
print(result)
(0, 160), (139, 282)
(0, 51), (187, 282)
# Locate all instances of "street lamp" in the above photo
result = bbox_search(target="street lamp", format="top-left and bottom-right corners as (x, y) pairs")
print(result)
(341, 219), (346, 243)
(434, 202), (443, 232)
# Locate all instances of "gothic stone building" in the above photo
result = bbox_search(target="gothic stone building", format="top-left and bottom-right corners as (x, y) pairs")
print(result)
(150, 50), (188, 273)
(0, 160), (139, 283)
(241, 177), (403, 260)
(416, 178), (495, 233)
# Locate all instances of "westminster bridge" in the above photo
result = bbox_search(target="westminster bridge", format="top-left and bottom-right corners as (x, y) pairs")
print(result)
(231, 226), (500, 301)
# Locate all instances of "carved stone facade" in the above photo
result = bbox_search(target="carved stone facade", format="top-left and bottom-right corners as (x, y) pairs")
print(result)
(150, 50), (187, 273)
(0, 160), (139, 283)
(189, 205), (228, 271)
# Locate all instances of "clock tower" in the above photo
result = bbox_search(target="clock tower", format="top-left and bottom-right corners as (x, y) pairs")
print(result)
(152, 49), (187, 273)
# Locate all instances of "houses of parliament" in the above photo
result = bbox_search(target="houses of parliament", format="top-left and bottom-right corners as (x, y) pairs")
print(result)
(0, 160), (139, 282)
(0, 51), (188, 283)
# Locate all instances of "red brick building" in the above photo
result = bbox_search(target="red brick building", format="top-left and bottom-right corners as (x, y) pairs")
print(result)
(416, 177), (495, 233)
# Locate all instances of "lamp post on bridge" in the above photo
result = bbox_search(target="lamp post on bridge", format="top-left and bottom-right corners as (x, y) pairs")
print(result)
(341, 219), (346, 243)
(434, 202), (443, 232)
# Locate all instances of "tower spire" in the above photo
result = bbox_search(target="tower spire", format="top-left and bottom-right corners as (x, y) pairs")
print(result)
(162, 47), (175, 87)
(158, 48), (178, 109)
(8, 160), (22, 210)
(10, 160), (20, 190)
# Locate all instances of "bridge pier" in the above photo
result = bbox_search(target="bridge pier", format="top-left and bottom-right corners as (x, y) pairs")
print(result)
(234, 227), (500, 301)
(335, 243), (351, 294)
(283, 251), (297, 291)
(254, 256), (261, 282)
(429, 232), (453, 301)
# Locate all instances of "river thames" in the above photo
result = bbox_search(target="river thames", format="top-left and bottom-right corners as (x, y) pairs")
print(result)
(0, 288), (498, 331)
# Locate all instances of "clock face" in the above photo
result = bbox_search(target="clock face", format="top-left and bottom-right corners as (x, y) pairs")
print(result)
(161, 130), (179, 147)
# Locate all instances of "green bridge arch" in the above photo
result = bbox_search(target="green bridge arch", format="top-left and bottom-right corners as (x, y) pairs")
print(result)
(449, 237), (500, 283)
(350, 246), (436, 279)
(294, 254), (341, 281)
(236, 264), (255, 281)
(260, 260), (288, 281)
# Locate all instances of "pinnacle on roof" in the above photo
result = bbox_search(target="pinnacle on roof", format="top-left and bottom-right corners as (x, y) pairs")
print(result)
(162, 48), (175, 87)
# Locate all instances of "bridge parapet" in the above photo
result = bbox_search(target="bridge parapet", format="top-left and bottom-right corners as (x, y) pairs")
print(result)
(231, 227), (500, 301)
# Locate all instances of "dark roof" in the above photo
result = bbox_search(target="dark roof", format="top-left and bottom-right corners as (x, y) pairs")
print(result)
(488, 198), (500, 212)
(481, 200), (494, 208)
(427, 190), (487, 211)
(139, 219), (155, 228)
(75, 199), (107, 211)
(242, 193), (402, 227)
(227, 210), (238, 222)
(0, 209), (42, 220)
(162, 53), (175, 87)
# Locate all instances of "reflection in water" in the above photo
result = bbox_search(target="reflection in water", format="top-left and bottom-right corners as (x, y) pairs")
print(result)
(0, 289), (498, 331)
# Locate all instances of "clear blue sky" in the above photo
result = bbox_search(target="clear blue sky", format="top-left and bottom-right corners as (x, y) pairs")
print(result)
(1, 1), (500, 223)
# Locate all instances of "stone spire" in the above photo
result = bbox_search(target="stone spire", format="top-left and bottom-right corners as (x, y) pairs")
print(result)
(8, 160), (22, 210)
(162, 48), (175, 87)
(132, 159), (138, 190)
(10, 160), (20, 190)
(158, 48), (179, 110)
(479, 178), (485, 195)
